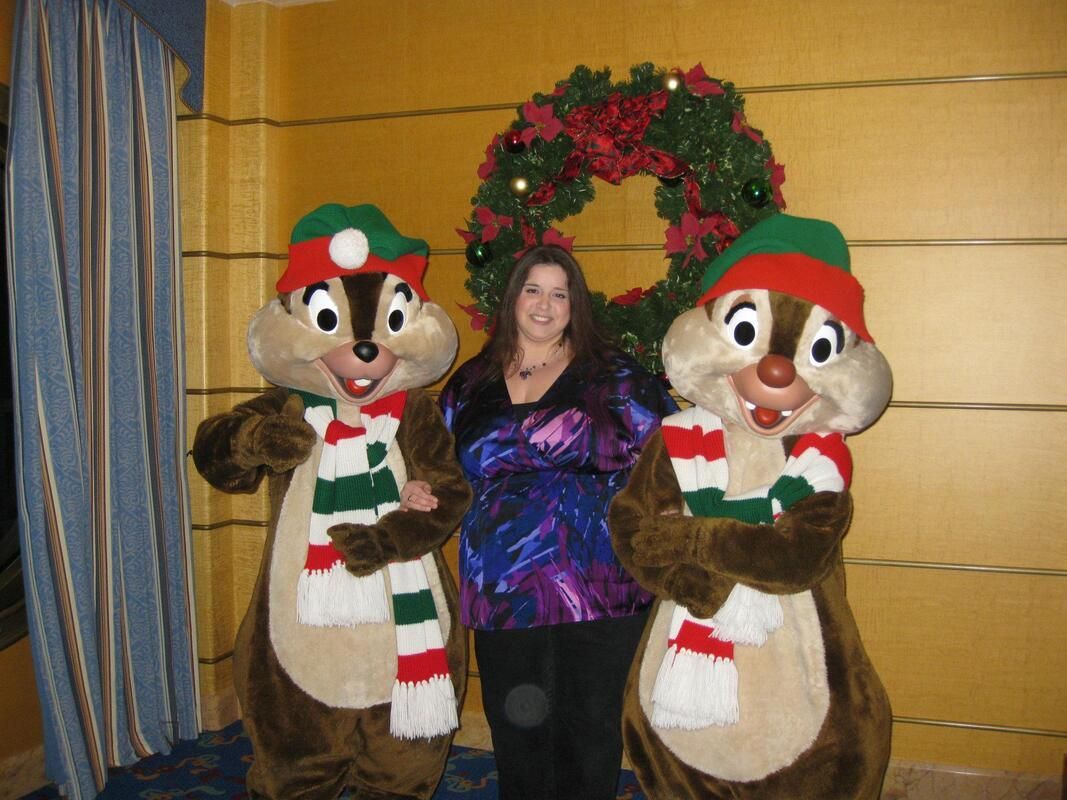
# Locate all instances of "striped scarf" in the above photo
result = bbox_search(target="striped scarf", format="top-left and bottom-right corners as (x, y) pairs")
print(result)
(651, 406), (851, 730)
(296, 390), (458, 739)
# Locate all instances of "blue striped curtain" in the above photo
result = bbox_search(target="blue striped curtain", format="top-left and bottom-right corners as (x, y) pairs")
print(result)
(5, 1), (201, 798)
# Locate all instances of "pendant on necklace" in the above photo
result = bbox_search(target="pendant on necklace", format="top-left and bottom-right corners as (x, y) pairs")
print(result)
(518, 361), (546, 380)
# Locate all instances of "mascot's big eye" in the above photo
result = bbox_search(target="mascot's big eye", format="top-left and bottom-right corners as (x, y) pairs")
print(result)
(305, 286), (340, 334)
(724, 302), (759, 349)
(810, 320), (845, 366)
(387, 284), (413, 333)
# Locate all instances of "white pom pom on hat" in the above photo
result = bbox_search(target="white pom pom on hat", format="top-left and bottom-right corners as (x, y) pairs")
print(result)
(329, 228), (370, 269)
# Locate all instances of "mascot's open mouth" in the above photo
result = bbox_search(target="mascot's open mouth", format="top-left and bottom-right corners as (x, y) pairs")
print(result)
(728, 373), (818, 436)
(343, 376), (381, 398)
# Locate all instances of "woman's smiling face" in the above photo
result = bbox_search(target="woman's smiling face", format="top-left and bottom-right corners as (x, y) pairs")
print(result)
(514, 263), (571, 346)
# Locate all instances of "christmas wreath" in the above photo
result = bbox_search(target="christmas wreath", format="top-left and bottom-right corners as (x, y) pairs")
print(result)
(457, 62), (786, 374)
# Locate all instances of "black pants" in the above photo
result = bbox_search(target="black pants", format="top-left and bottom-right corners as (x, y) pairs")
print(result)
(473, 611), (649, 800)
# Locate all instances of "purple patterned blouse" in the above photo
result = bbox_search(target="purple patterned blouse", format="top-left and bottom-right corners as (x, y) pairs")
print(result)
(439, 352), (678, 630)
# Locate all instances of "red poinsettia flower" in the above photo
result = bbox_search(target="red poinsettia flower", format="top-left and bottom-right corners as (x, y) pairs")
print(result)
(521, 101), (564, 146)
(474, 206), (514, 243)
(665, 211), (722, 267)
(731, 111), (763, 144)
(684, 63), (725, 97)
(457, 302), (489, 331)
(611, 286), (653, 306)
(765, 157), (787, 208)
(513, 225), (575, 260)
(542, 227), (575, 252)
(478, 134), (501, 179)
(455, 228), (477, 244)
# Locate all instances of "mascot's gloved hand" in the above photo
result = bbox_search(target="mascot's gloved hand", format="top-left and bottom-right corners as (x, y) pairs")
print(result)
(328, 523), (397, 576)
(233, 394), (316, 473)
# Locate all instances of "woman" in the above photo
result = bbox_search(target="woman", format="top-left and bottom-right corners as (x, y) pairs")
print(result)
(432, 245), (677, 799)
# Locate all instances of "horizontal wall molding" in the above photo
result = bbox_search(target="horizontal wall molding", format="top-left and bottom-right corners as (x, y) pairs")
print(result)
(177, 71), (1067, 129)
(844, 558), (1067, 578)
(188, 518), (1065, 577)
(191, 519), (268, 531)
(188, 386), (267, 396)
(893, 715), (1067, 740)
(186, 388), (1067, 415)
(183, 238), (1067, 262)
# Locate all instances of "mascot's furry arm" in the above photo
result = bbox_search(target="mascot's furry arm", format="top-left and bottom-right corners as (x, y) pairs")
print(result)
(610, 431), (853, 616)
(328, 389), (473, 576)
(192, 387), (316, 494)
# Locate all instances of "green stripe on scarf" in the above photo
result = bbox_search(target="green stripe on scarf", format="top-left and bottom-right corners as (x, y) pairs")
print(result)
(393, 589), (438, 625)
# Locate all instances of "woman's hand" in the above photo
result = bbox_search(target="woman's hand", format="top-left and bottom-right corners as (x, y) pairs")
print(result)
(399, 480), (438, 512)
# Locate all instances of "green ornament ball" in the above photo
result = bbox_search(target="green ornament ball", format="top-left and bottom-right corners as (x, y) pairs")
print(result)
(465, 240), (492, 268)
(741, 179), (771, 208)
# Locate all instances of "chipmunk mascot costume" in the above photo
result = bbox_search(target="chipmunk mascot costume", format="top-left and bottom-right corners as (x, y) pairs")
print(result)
(193, 204), (472, 800)
(609, 213), (893, 799)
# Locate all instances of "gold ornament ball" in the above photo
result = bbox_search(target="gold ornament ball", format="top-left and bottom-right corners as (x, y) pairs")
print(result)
(662, 68), (685, 92)
(509, 176), (531, 197)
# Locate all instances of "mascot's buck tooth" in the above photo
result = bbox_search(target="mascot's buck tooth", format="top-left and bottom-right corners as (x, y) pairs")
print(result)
(610, 213), (894, 799)
(193, 204), (472, 800)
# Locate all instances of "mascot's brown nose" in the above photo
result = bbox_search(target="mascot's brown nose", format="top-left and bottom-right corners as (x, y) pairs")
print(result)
(354, 341), (379, 363)
(756, 354), (796, 389)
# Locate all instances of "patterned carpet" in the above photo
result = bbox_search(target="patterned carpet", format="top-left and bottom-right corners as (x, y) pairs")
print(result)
(20, 720), (649, 799)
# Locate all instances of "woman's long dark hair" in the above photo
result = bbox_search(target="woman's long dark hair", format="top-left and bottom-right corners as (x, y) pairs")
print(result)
(476, 245), (616, 384)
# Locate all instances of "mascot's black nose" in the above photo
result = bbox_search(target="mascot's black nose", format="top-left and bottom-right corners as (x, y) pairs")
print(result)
(354, 341), (379, 363)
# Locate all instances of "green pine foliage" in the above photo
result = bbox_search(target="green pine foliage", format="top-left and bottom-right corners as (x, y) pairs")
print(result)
(462, 62), (784, 375)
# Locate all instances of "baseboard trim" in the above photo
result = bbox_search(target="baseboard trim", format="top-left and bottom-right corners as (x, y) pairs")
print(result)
(882, 759), (1061, 799)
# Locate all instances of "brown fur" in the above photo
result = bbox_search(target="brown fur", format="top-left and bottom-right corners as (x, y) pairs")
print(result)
(609, 284), (892, 799)
(194, 388), (471, 799)
(192, 265), (471, 800)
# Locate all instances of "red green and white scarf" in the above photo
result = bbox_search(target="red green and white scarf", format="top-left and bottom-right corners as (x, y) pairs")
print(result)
(296, 390), (458, 739)
(652, 406), (852, 730)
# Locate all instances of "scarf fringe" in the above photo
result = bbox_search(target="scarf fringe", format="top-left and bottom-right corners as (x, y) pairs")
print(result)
(651, 645), (739, 729)
(711, 583), (783, 646)
(296, 564), (389, 626)
(390, 676), (460, 739)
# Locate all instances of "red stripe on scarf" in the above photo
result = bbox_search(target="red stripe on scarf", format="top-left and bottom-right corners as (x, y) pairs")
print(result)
(397, 648), (451, 684)
(304, 542), (345, 571)
(661, 424), (725, 461)
(669, 618), (735, 660)
(792, 433), (853, 488)
(325, 419), (365, 445)
(364, 391), (407, 421)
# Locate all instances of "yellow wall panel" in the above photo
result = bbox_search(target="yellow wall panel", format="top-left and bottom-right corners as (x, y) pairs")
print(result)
(848, 565), (1066, 735)
(746, 80), (1066, 241)
(200, 0), (283, 120)
(194, 525), (267, 660)
(249, 78), (1067, 257)
(185, 258), (278, 390)
(857, 245), (1067, 405)
(179, 121), (285, 254)
(847, 408), (1067, 570)
(277, 0), (1067, 120)
(889, 721), (1065, 776)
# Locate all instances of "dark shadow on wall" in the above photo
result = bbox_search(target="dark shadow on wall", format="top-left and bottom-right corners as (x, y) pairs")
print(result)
(0, 81), (26, 652)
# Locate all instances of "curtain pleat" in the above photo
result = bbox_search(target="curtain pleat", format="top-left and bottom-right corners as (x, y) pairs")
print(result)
(6, 1), (201, 797)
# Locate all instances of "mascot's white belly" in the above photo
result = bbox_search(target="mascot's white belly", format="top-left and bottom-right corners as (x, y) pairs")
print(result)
(638, 595), (829, 781)
(268, 441), (452, 708)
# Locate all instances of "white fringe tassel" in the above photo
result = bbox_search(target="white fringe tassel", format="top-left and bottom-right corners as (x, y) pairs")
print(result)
(651, 645), (739, 729)
(711, 583), (782, 646)
(296, 565), (390, 626)
(390, 676), (460, 740)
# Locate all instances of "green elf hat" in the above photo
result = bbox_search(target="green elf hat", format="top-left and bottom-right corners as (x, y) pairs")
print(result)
(695, 213), (873, 342)
(277, 203), (430, 299)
